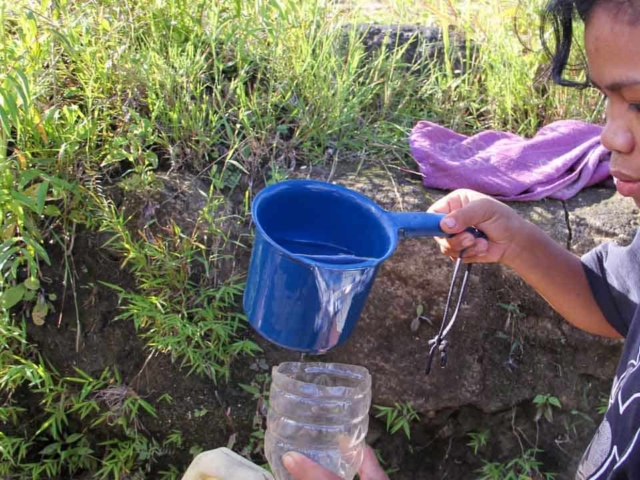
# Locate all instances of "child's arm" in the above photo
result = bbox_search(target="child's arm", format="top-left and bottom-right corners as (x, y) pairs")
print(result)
(429, 189), (622, 339)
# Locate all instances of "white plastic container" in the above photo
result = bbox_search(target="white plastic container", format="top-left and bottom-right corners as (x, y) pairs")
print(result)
(265, 362), (372, 480)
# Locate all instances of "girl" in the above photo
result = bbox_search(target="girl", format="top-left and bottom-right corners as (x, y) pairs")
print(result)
(431, 0), (640, 477)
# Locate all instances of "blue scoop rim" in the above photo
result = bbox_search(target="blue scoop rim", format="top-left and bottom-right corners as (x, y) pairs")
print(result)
(251, 179), (442, 271)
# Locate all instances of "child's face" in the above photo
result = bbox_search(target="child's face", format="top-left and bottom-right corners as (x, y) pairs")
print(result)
(585, 5), (640, 206)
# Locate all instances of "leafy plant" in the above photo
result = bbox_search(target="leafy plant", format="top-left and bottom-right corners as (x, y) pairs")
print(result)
(374, 402), (420, 440)
(476, 448), (556, 480)
(0, 350), (172, 479)
(467, 429), (490, 455)
(411, 303), (432, 332)
(95, 183), (261, 382)
(0, 71), (75, 325)
(597, 395), (610, 415)
(533, 394), (562, 423)
(240, 372), (272, 460)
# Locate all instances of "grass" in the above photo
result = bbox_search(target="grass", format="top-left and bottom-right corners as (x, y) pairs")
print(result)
(374, 401), (421, 440)
(0, 0), (603, 477)
(476, 448), (556, 480)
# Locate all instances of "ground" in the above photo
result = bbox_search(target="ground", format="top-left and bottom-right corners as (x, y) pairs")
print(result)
(11, 168), (616, 479)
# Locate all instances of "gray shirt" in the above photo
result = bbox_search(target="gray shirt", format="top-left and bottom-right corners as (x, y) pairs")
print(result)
(577, 231), (640, 479)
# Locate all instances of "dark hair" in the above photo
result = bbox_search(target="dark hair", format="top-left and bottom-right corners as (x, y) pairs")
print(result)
(542, 0), (638, 87)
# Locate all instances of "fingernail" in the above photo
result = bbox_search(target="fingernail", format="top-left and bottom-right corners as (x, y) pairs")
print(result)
(462, 237), (474, 248)
(443, 217), (457, 229)
(476, 241), (488, 253)
(283, 452), (298, 471)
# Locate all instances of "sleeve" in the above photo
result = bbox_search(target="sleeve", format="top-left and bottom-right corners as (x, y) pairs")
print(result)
(581, 231), (640, 338)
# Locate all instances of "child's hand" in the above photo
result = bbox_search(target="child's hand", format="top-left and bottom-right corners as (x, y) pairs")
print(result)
(283, 446), (389, 480)
(428, 189), (527, 266)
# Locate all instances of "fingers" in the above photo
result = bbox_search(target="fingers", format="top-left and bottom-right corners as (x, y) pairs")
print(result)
(428, 191), (465, 215)
(358, 446), (390, 480)
(434, 234), (489, 260)
(282, 447), (390, 480)
(283, 452), (342, 480)
(439, 200), (500, 236)
(428, 190), (499, 235)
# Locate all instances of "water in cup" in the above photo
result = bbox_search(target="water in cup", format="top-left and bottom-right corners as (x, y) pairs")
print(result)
(275, 237), (376, 265)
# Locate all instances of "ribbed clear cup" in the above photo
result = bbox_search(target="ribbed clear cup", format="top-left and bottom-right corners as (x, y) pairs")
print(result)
(265, 362), (372, 480)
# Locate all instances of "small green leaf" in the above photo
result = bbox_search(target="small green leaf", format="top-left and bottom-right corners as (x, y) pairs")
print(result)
(43, 205), (61, 216)
(138, 399), (157, 417)
(0, 106), (11, 138)
(39, 442), (62, 456)
(1, 284), (26, 309)
(41, 174), (74, 190)
(23, 289), (36, 302)
(157, 393), (173, 404)
(35, 181), (49, 215)
(548, 396), (561, 408)
(71, 367), (94, 382)
(402, 422), (411, 439)
(24, 277), (40, 290)
(533, 395), (545, 405)
(21, 235), (50, 265)
(12, 70), (31, 108)
(11, 189), (38, 212)
(65, 433), (84, 444)
(0, 89), (19, 126)
(416, 304), (424, 316)
(239, 383), (261, 397)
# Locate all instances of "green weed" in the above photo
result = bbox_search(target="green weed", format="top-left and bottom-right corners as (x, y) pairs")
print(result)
(0, 337), (176, 479)
(533, 394), (562, 423)
(467, 429), (490, 455)
(476, 448), (556, 480)
(374, 402), (420, 440)
(239, 371), (271, 460)
(597, 395), (609, 415)
(93, 176), (261, 382)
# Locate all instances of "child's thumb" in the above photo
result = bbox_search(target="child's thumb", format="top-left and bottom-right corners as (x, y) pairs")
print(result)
(358, 446), (389, 480)
(439, 201), (495, 235)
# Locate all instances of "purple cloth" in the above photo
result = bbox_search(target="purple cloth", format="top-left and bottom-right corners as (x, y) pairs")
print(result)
(409, 120), (611, 201)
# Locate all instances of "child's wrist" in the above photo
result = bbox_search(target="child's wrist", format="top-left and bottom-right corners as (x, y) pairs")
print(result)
(501, 219), (537, 270)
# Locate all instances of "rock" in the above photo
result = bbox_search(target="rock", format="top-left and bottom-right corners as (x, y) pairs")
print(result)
(566, 187), (640, 254)
(343, 24), (476, 73)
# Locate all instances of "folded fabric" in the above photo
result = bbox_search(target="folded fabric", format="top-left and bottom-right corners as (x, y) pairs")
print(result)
(409, 120), (611, 201)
